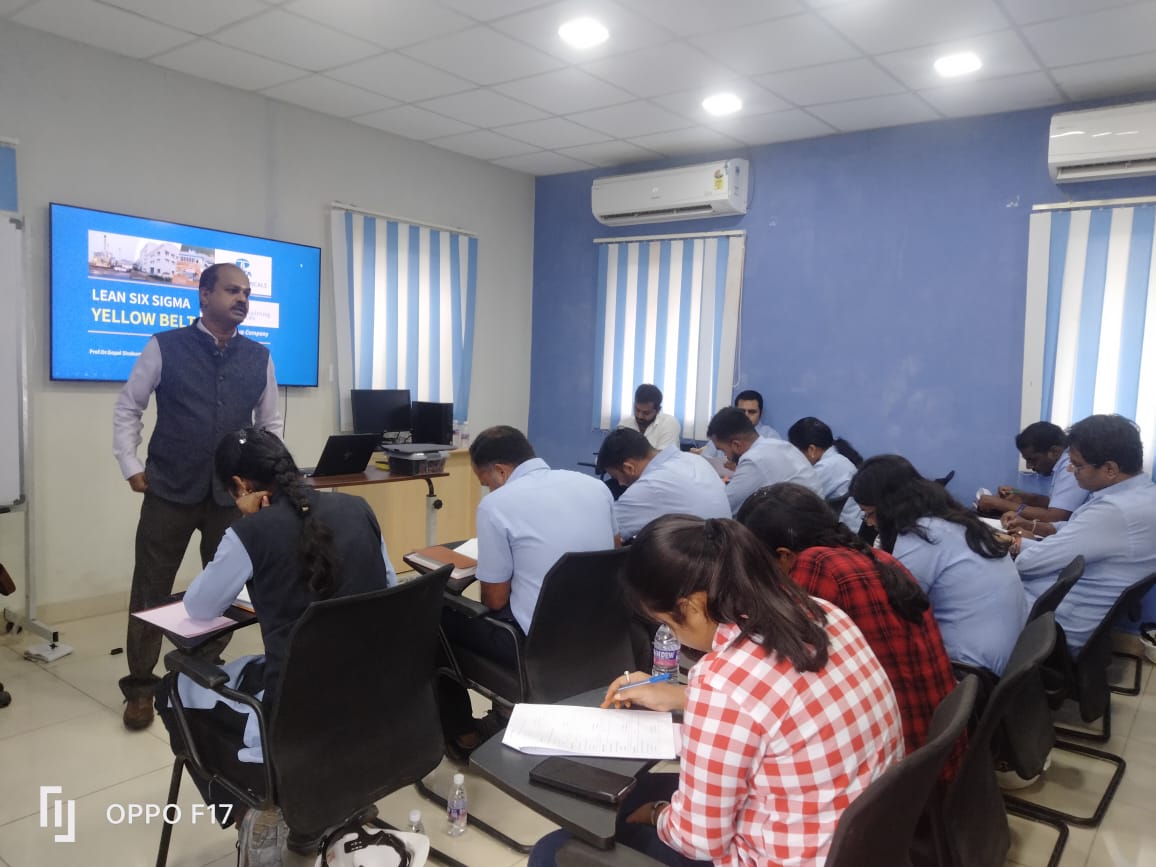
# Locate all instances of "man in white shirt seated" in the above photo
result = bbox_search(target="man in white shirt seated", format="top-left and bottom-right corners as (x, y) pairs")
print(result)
(596, 429), (730, 542)
(696, 389), (781, 462)
(439, 425), (617, 756)
(1013, 414), (1156, 654)
(707, 407), (823, 515)
(617, 383), (681, 450)
(978, 421), (1089, 524)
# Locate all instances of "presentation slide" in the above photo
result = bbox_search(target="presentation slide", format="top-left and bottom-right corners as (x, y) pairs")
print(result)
(50, 204), (321, 386)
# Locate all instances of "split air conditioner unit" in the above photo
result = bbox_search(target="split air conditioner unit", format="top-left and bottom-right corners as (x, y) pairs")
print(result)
(591, 159), (749, 226)
(1048, 100), (1156, 183)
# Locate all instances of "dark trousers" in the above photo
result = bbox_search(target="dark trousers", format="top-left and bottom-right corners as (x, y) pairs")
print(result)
(529, 773), (709, 867)
(121, 492), (239, 700)
(437, 603), (524, 739)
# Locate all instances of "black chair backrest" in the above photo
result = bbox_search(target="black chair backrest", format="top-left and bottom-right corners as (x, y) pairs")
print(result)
(267, 566), (451, 841)
(523, 548), (634, 704)
(1027, 555), (1085, 622)
(825, 494), (850, 516)
(937, 613), (1057, 867)
(1069, 571), (1156, 722)
(826, 676), (978, 867)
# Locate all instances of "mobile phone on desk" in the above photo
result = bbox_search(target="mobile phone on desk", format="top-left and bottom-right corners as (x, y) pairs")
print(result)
(529, 757), (637, 805)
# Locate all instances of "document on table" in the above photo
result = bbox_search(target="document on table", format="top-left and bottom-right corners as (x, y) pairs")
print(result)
(131, 601), (235, 638)
(979, 516), (1005, 531)
(503, 704), (677, 759)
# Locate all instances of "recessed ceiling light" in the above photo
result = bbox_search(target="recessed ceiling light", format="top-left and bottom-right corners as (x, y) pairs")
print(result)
(702, 92), (742, 117)
(934, 52), (982, 78)
(558, 17), (609, 49)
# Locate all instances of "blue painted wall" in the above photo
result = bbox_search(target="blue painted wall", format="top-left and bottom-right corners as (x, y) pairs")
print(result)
(528, 101), (1156, 510)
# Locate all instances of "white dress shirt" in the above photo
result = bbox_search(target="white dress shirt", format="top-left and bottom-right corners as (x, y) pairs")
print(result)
(617, 412), (682, 450)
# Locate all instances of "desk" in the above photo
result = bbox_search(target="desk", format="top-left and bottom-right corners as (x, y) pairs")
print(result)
(138, 592), (258, 653)
(469, 689), (653, 850)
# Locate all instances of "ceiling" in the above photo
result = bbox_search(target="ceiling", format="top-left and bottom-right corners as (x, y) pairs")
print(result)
(5, 0), (1156, 175)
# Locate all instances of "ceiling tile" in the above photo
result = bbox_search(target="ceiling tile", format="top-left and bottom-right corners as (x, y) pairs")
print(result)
(558, 140), (661, 167)
(692, 13), (860, 76)
(628, 0), (804, 37)
(151, 39), (305, 90)
(13, 0), (192, 59)
(490, 0), (674, 64)
(756, 58), (905, 105)
(918, 71), (1064, 118)
(492, 151), (596, 175)
(1051, 52), (1156, 101)
(212, 8), (381, 72)
(494, 67), (634, 113)
(653, 82), (791, 123)
(568, 100), (692, 138)
(327, 53), (473, 102)
(261, 74), (398, 117)
(495, 117), (609, 148)
(1000, 0), (1138, 26)
(875, 29), (1041, 91)
(581, 42), (739, 99)
(706, 108), (836, 144)
(401, 26), (564, 85)
(354, 104), (474, 139)
(819, 0), (1009, 54)
(628, 127), (744, 157)
(436, 0), (553, 22)
(97, 0), (268, 34)
(283, 0), (473, 49)
(418, 89), (546, 126)
(427, 129), (540, 160)
(1022, 3), (1156, 67)
(808, 92), (939, 132)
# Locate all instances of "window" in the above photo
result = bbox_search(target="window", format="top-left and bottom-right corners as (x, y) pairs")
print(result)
(1022, 203), (1156, 476)
(591, 232), (746, 440)
(331, 209), (477, 428)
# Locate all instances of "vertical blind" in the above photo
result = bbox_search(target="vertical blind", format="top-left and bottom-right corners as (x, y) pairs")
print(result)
(330, 208), (477, 430)
(592, 233), (745, 441)
(1023, 204), (1156, 477)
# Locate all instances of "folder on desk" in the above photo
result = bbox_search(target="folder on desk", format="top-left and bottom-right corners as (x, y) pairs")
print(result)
(405, 543), (477, 593)
(131, 601), (235, 639)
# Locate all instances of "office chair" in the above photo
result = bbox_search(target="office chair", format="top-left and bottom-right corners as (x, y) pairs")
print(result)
(915, 614), (1065, 867)
(1027, 556), (1085, 623)
(156, 566), (453, 867)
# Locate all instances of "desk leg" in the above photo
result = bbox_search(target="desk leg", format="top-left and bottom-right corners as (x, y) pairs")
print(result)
(424, 479), (442, 548)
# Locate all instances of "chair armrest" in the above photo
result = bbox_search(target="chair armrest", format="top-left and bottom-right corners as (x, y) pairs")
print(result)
(164, 650), (228, 690)
(557, 840), (665, 866)
(443, 592), (489, 619)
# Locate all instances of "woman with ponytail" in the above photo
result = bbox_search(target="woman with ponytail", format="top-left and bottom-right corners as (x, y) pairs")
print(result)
(737, 482), (958, 771)
(528, 515), (903, 867)
(158, 428), (396, 826)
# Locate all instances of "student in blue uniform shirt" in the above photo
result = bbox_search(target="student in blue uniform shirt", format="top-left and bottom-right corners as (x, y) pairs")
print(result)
(696, 389), (780, 462)
(977, 421), (1089, 525)
(787, 416), (864, 531)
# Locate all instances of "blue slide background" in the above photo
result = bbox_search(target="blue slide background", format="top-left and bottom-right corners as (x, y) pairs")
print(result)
(50, 204), (321, 386)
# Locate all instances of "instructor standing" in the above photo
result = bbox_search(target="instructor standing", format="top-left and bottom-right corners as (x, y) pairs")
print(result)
(113, 263), (282, 730)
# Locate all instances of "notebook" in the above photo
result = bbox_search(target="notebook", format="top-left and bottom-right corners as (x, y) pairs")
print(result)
(404, 539), (478, 594)
(302, 434), (378, 478)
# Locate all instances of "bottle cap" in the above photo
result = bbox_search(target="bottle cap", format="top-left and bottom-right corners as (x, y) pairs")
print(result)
(408, 809), (421, 823)
(453, 773), (465, 785)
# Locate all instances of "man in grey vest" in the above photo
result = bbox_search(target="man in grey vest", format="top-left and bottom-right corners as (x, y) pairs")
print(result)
(113, 263), (282, 730)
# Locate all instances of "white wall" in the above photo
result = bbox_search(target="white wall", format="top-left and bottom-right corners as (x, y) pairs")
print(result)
(0, 22), (536, 613)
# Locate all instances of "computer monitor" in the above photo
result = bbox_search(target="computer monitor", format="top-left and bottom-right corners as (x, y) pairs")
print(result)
(351, 389), (412, 440)
(411, 401), (454, 446)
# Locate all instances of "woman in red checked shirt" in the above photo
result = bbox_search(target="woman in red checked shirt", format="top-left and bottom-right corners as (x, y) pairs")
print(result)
(528, 515), (905, 867)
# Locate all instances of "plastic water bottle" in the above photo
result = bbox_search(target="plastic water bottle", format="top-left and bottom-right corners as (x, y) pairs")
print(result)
(406, 809), (426, 835)
(652, 623), (680, 677)
(446, 773), (467, 837)
(460, 421), (470, 448)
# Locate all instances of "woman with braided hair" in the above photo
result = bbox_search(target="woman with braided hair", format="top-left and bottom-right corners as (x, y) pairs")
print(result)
(157, 427), (396, 827)
(737, 482), (959, 773)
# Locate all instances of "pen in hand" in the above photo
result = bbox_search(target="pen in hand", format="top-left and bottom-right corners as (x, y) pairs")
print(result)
(616, 672), (675, 692)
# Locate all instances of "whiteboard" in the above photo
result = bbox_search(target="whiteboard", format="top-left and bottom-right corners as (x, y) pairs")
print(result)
(0, 216), (23, 505)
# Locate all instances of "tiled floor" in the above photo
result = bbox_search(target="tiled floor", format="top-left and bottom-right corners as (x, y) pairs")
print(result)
(0, 609), (1152, 866)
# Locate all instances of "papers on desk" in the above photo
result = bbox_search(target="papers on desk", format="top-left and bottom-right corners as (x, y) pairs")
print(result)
(233, 586), (254, 614)
(503, 704), (677, 760)
(131, 601), (235, 638)
(404, 541), (478, 579)
(979, 516), (1005, 532)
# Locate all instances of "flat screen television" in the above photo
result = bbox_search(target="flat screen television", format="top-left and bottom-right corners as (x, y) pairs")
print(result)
(351, 389), (412, 439)
(49, 203), (322, 386)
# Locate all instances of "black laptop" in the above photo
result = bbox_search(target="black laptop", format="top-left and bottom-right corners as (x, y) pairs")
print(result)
(302, 434), (378, 478)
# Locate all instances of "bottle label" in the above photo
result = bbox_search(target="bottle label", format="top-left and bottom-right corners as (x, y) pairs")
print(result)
(448, 803), (466, 821)
(653, 647), (679, 668)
